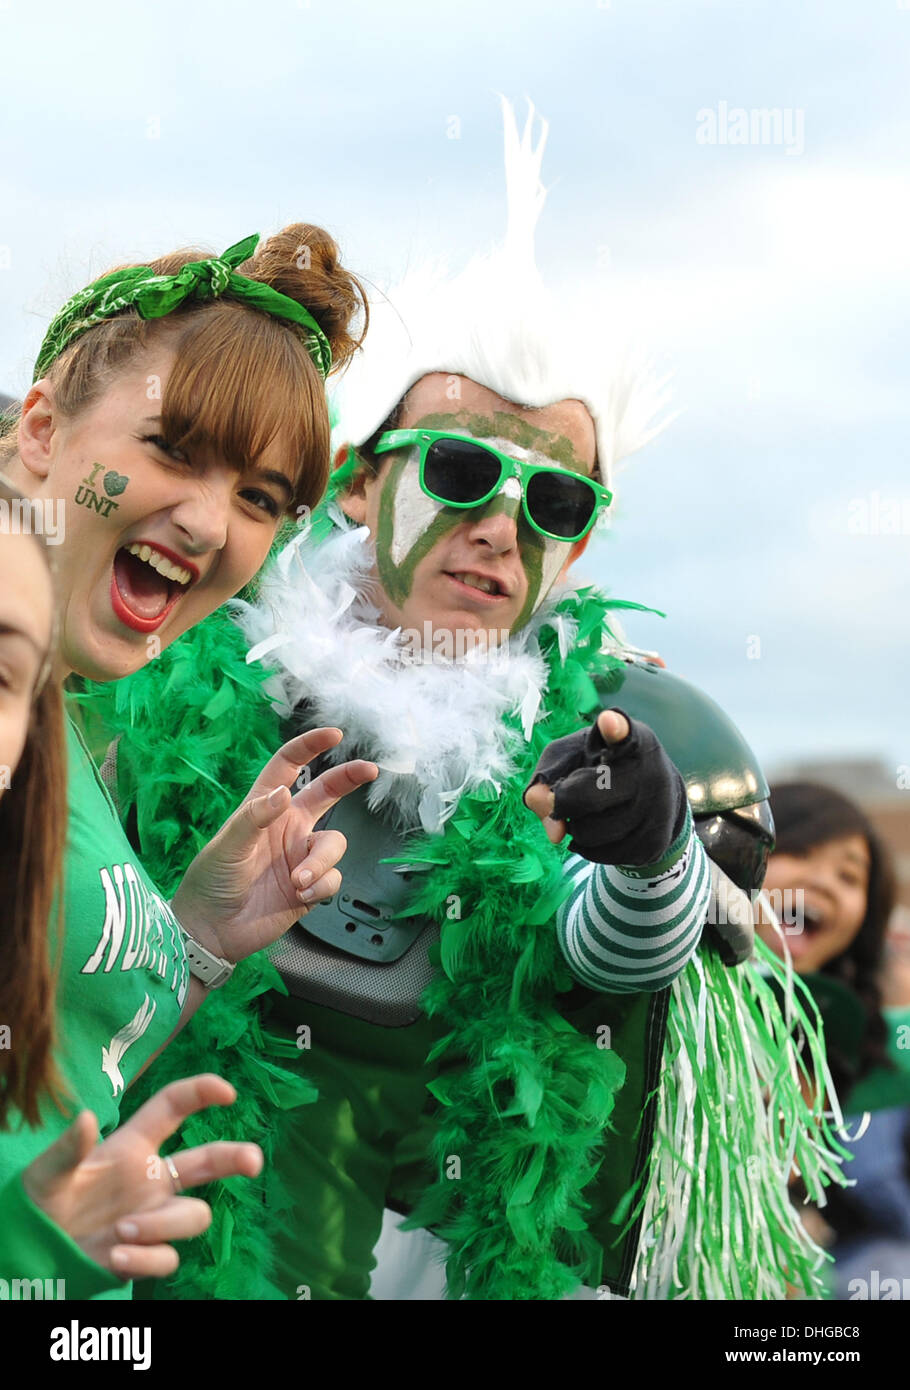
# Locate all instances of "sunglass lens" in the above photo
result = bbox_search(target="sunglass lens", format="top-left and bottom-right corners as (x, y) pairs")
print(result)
(424, 438), (500, 505)
(526, 471), (597, 539)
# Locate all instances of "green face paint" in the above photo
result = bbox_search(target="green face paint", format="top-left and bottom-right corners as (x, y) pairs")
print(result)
(412, 410), (590, 473)
(375, 453), (461, 607)
(371, 412), (588, 629)
(513, 524), (546, 631)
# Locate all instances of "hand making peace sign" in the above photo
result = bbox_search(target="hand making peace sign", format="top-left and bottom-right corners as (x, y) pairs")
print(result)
(171, 727), (378, 963)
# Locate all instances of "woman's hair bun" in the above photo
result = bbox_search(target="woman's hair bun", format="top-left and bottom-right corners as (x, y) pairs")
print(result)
(239, 223), (368, 374)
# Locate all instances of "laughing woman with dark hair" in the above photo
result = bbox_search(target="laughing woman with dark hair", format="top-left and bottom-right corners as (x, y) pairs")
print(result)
(757, 780), (910, 1296)
(757, 781), (899, 1103)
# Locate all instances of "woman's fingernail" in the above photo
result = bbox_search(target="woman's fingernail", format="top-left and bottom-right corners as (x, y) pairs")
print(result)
(298, 887), (315, 903)
(296, 870), (313, 890)
(117, 1221), (139, 1239)
(111, 1249), (131, 1267)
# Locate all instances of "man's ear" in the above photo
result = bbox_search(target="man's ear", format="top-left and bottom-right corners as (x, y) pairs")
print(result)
(16, 379), (57, 482)
(335, 443), (370, 523)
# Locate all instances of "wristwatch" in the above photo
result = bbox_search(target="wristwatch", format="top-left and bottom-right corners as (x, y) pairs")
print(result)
(181, 930), (235, 990)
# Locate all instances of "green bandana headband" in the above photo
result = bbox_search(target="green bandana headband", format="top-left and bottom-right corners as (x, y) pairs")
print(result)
(33, 233), (332, 381)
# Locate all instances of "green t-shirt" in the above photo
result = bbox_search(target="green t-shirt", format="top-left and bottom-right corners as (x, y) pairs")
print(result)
(0, 717), (189, 1296)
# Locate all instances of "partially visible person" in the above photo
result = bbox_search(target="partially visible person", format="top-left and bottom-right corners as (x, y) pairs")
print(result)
(757, 780), (910, 1297)
(757, 781), (901, 1102)
(0, 222), (378, 1300)
(0, 484), (63, 1129)
(0, 487), (263, 1295)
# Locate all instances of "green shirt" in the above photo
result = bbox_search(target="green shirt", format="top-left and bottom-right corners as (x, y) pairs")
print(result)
(0, 717), (189, 1297)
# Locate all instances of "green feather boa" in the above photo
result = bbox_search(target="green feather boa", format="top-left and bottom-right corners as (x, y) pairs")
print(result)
(385, 597), (629, 1299)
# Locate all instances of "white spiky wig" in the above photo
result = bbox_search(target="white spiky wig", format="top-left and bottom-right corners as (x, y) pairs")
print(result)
(330, 98), (672, 493)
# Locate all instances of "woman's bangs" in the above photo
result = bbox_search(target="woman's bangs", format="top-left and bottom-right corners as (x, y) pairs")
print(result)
(160, 307), (323, 498)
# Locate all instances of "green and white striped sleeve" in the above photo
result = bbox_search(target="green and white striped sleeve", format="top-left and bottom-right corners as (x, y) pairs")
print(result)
(556, 807), (711, 995)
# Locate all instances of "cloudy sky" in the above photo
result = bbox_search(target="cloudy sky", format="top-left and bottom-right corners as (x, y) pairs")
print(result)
(1, 0), (907, 781)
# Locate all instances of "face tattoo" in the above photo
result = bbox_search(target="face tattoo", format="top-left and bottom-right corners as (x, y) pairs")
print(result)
(74, 460), (130, 519)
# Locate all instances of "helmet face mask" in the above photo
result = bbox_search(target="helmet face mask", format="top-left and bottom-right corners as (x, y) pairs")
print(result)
(695, 805), (775, 896)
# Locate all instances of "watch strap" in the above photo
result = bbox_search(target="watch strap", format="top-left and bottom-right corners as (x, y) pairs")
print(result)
(181, 931), (235, 989)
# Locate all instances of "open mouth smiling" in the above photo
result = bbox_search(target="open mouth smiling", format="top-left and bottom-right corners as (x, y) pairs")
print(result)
(801, 902), (827, 936)
(110, 541), (200, 633)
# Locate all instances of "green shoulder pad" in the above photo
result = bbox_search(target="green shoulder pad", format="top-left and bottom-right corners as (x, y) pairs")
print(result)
(587, 657), (769, 816)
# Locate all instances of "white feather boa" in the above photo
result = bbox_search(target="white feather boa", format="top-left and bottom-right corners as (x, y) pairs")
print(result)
(236, 521), (582, 836)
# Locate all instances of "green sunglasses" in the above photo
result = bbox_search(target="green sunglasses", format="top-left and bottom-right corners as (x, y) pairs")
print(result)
(372, 428), (612, 543)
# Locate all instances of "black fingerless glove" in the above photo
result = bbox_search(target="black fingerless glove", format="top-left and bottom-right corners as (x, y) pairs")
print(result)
(525, 709), (689, 867)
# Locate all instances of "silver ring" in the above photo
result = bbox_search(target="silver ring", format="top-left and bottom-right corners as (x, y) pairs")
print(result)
(164, 1155), (183, 1194)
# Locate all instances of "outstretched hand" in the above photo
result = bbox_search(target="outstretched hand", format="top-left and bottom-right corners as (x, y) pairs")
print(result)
(524, 710), (630, 845)
(523, 708), (687, 867)
(23, 1075), (262, 1280)
(171, 728), (378, 963)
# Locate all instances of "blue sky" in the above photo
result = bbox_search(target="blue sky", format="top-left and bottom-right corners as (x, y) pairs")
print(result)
(1, 0), (907, 779)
